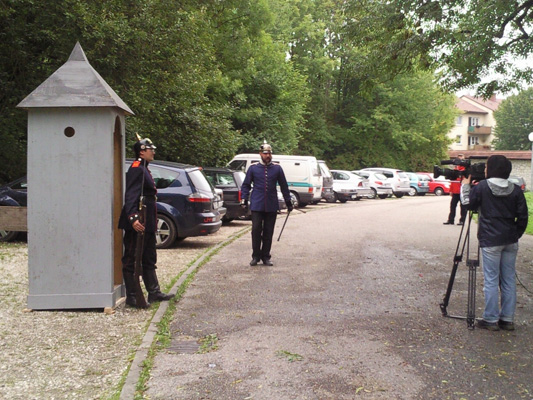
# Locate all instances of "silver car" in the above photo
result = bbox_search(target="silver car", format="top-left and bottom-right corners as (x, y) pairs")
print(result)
(353, 170), (393, 199)
(360, 167), (411, 198)
(331, 169), (373, 200)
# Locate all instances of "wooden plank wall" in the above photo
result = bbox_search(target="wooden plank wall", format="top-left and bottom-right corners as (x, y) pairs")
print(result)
(0, 207), (28, 231)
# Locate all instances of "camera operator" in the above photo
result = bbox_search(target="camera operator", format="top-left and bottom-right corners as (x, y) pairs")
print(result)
(443, 154), (467, 226)
(460, 155), (528, 331)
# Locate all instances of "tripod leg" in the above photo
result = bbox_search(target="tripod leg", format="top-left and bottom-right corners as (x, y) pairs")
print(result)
(440, 212), (472, 316)
(466, 259), (477, 329)
(466, 226), (479, 329)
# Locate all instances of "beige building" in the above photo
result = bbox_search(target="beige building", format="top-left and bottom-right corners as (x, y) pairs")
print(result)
(448, 95), (502, 151)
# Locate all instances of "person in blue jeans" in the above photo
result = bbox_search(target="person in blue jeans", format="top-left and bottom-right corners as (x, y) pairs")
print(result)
(461, 155), (528, 331)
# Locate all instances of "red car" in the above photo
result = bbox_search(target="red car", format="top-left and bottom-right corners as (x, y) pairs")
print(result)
(416, 172), (451, 196)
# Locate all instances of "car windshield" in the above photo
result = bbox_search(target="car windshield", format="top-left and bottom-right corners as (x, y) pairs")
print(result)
(149, 165), (181, 189)
(189, 169), (214, 193)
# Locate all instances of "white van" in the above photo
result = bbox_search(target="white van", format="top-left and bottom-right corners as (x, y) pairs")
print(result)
(228, 154), (323, 207)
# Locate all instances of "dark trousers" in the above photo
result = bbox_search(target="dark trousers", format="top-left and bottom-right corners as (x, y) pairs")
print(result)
(251, 211), (277, 261)
(122, 229), (157, 274)
(448, 193), (467, 223)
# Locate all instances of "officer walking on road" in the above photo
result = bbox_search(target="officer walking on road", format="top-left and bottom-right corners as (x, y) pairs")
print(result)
(241, 141), (293, 266)
(118, 136), (174, 308)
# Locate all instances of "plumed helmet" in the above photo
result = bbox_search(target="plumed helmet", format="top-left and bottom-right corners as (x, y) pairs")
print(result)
(133, 133), (157, 157)
(260, 140), (272, 154)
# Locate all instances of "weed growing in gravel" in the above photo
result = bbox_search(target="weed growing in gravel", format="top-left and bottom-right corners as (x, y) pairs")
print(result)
(276, 350), (303, 362)
(198, 334), (219, 353)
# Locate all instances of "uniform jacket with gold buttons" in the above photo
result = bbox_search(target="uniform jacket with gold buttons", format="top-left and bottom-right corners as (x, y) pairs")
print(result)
(241, 161), (291, 212)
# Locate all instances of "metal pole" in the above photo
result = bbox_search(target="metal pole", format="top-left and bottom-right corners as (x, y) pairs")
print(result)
(528, 132), (533, 191)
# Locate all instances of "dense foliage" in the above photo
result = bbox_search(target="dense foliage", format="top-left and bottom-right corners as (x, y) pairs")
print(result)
(493, 87), (533, 150)
(396, 0), (533, 98)
(6, 0), (528, 184)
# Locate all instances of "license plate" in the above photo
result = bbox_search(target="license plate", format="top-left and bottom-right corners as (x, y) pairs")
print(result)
(351, 194), (357, 200)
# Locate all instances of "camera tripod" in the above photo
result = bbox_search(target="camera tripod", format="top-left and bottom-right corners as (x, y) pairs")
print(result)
(439, 211), (479, 329)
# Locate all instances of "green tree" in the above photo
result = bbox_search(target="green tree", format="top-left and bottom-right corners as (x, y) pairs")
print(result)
(396, 0), (533, 97)
(493, 88), (533, 150)
(324, 70), (456, 172)
(207, 0), (310, 156)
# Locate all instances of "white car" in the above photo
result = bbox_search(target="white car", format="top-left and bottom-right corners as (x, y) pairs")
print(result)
(330, 170), (373, 202)
(360, 167), (411, 198)
(352, 170), (393, 199)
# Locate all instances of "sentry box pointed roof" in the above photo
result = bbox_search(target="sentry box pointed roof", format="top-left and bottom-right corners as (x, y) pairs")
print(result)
(17, 42), (133, 115)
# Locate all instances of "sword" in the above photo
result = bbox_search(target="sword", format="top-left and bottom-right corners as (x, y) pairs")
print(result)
(277, 210), (291, 241)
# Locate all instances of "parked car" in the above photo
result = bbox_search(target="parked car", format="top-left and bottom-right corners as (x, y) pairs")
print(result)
(0, 176), (27, 241)
(348, 171), (376, 199)
(360, 167), (410, 198)
(330, 170), (373, 202)
(352, 170), (393, 199)
(0, 161), (225, 248)
(127, 160), (225, 248)
(509, 175), (526, 191)
(406, 172), (430, 196)
(416, 172), (451, 196)
(203, 167), (249, 222)
(318, 160), (336, 203)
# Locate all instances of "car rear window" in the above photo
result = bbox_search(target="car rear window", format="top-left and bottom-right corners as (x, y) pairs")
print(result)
(188, 169), (214, 193)
(149, 165), (182, 189)
(397, 172), (409, 179)
(214, 172), (237, 187)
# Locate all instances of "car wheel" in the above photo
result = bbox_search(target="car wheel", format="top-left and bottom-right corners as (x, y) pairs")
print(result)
(156, 214), (177, 249)
(368, 188), (377, 199)
(408, 187), (417, 196)
(393, 192), (404, 198)
(0, 230), (18, 242)
(290, 191), (300, 208)
(434, 187), (444, 196)
(378, 194), (388, 199)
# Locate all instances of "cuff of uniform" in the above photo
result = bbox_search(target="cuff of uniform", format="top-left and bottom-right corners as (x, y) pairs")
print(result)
(129, 214), (140, 224)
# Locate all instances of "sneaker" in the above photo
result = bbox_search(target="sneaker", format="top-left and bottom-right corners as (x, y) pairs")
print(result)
(443, 221), (454, 225)
(250, 258), (260, 266)
(458, 221), (464, 225)
(498, 320), (515, 331)
(477, 319), (500, 331)
(262, 259), (273, 266)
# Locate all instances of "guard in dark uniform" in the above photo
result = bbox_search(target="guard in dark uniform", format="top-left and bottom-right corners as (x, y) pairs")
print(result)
(118, 136), (174, 308)
(240, 141), (293, 266)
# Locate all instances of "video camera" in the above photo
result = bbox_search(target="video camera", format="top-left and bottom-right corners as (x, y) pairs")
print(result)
(433, 159), (486, 182)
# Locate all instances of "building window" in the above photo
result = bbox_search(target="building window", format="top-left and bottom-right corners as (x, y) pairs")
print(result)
(468, 117), (479, 126)
(455, 135), (461, 144)
(469, 136), (479, 146)
(456, 116), (463, 125)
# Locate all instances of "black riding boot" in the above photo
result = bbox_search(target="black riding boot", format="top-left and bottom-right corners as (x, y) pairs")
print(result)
(123, 271), (150, 309)
(143, 269), (175, 303)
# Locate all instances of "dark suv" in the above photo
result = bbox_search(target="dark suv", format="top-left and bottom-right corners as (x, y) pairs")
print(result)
(0, 161), (224, 248)
(126, 160), (223, 248)
(202, 167), (248, 222)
